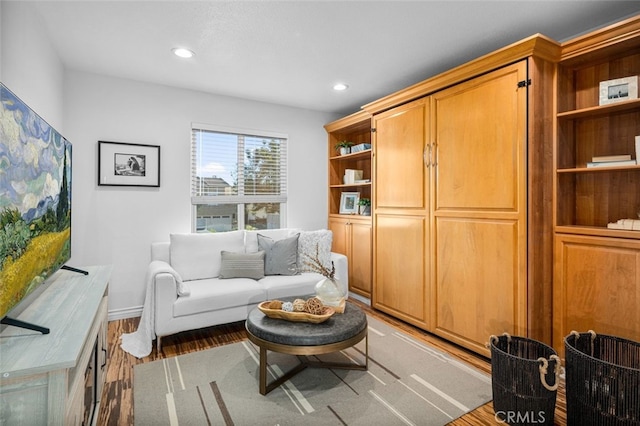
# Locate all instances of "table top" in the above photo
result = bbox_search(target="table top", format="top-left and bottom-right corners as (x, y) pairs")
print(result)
(245, 299), (366, 346)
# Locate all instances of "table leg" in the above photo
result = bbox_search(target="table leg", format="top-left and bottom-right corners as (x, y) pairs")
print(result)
(259, 346), (268, 395)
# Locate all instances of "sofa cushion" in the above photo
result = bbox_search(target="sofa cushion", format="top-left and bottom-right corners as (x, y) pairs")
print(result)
(170, 230), (245, 281)
(173, 277), (265, 317)
(258, 233), (299, 276)
(259, 272), (323, 300)
(219, 251), (265, 280)
(245, 228), (299, 253)
(298, 229), (333, 273)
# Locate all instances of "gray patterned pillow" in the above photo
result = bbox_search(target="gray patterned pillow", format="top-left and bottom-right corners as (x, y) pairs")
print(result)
(257, 233), (299, 276)
(219, 251), (265, 280)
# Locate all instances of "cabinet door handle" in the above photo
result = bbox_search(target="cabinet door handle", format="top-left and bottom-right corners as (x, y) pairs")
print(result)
(432, 143), (437, 167)
(424, 145), (431, 168)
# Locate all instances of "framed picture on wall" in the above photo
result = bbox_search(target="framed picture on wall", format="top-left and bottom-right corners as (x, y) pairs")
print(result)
(339, 192), (360, 214)
(98, 141), (160, 187)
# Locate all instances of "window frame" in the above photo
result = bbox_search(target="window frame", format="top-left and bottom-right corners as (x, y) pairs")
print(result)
(190, 122), (288, 232)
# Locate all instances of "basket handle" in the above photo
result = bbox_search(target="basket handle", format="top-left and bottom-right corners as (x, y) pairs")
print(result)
(487, 332), (512, 348)
(537, 355), (561, 392)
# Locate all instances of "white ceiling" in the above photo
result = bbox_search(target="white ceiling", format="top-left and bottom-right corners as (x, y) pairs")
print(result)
(27, 1), (640, 115)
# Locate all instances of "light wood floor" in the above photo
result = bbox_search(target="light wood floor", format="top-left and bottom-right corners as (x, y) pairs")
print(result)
(97, 299), (567, 425)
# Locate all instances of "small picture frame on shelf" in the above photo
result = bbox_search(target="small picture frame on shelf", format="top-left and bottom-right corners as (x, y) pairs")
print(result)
(599, 76), (638, 105)
(339, 192), (360, 214)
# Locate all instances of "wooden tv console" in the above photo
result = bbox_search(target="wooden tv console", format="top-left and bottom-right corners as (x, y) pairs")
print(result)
(0, 265), (111, 425)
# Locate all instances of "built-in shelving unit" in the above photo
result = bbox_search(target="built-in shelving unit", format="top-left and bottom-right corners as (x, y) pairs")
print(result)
(325, 111), (373, 298)
(553, 16), (640, 353)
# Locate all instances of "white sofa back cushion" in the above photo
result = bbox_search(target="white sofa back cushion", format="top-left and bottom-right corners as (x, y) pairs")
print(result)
(170, 230), (245, 281)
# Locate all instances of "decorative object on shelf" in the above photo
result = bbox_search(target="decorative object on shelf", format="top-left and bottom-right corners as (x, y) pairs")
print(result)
(303, 243), (348, 312)
(339, 192), (360, 214)
(358, 198), (371, 216)
(598, 76), (638, 105)
(98, 140), (160, 187)
(334, 140), (353, 156)
(350, 143), (371, 153)
(344, 169), (363, 184)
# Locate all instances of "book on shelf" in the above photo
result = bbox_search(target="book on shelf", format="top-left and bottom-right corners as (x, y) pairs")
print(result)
(636, 135), (640, 162)
(608, 218), (640, 231)
(586, 159), (637, 168)
(591, 154), (632, 162)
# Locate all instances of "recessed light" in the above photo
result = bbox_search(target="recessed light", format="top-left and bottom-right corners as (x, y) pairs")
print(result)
(172, 48), (195, 59)
(333, 83), (349, 91)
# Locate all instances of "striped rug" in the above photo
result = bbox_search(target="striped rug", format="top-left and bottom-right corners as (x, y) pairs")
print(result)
(134, 316), (491, 425)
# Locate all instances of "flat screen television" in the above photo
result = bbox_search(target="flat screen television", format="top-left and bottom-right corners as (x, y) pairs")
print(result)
(0, 83), (74, 333)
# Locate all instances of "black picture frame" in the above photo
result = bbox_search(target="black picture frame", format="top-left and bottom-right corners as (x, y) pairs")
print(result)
(98, 141), (160, 187)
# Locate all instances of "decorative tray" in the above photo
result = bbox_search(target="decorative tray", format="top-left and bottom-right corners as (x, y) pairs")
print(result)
(258, 301), (335, 324)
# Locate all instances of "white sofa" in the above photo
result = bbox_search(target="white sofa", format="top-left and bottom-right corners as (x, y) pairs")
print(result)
(147, 228), (346, 351)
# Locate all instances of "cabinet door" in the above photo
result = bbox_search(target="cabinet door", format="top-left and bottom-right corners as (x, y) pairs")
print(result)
(431, 61), (528, 355)
(374, 98), (429, 210)
(329, 217), (348, 256)
(372, 98), (430, 328)
(554, 234), (640, 356)
(374, 214), (429, 327)
(349, 220), (372, 297)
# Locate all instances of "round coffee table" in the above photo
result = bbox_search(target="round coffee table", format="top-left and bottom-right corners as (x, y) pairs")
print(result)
(245, 300), (368, 395)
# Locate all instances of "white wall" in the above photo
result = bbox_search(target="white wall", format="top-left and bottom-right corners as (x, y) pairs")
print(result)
(0, 1), (65, 130)
(64, 71), (337, 318)
(2, 1), (339, 319)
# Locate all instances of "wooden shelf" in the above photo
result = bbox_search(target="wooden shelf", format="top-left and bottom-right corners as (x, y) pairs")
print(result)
(556, 225), (640, 240)
(557, 164), (640, 173)
(330, 182), (372, 189)
(329, 149), (371, 161)
(557, 98), (640, 119)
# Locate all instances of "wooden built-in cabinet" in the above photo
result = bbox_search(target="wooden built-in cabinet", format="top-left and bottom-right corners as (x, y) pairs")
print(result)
(326, 15), (640, 357)
(0, 265), (111, 425)
(329, 216), (372, 297)
(553, 17), (640, 354)
(364, 35), (558, 356)
(325, 111), (373, 298)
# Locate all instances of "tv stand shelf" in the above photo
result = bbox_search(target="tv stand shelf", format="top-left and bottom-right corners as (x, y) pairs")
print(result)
(0, 265), (111, 425)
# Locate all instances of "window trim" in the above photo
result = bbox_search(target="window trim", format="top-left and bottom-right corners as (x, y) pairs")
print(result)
(190, 123), (288, 232)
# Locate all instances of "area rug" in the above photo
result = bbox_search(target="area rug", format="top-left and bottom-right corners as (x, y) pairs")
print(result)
(134, 316), (492, 425)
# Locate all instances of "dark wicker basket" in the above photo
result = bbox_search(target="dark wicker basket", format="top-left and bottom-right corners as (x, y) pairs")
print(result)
(490, 333), (560, 426)
(564, 331), (640, 426)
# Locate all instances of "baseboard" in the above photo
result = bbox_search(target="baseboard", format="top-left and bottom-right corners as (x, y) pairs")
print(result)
(348, 292), (370, 306)
(108, 305), (142, 321)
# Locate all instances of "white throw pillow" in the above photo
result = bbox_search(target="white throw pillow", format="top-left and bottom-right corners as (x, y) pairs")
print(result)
(170, 231), (245, 281)
(298, 230), (333, 273)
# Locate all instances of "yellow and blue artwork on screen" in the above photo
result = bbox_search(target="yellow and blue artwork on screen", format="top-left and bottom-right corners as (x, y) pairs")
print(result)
(0, 83), (72, 319)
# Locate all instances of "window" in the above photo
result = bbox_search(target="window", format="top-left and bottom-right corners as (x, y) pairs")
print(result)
(191, 123), (287, 232)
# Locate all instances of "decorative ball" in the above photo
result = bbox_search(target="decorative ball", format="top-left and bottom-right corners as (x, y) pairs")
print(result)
(282, 302), (294, 312)
(292, 299), (306, 312)
(267, 300), (282, 310)
(304, 297), (324, 315)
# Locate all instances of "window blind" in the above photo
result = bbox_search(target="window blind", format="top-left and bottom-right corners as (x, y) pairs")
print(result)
(190, 125), (287, 205)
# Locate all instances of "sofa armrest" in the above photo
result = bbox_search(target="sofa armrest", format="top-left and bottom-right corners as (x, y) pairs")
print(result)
(330, 252), (348, 288)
